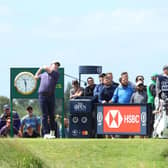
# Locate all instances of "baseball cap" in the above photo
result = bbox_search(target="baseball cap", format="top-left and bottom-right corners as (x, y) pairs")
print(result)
(136, 81), (143, 87)
(3, 104), (10, 110)
(51, 61), (61, 67)
(151, 73), (158, 77)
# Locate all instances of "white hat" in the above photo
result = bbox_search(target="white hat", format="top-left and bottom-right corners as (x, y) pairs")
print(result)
(136, 81), (143, 87)
(51, 61), (60, 67)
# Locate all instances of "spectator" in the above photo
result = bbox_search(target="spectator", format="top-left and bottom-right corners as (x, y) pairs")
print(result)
(155, 65), (168, 113)
(130, 81), (147, 104)
(84, 77), (96, 96)
(20, 106), (41, 137)
(147, 74), (158, 137)
(147, 73), (158, 106)
(70, 80), (84, 99)
(135, 75), (147, 91)
(0, 117), (20, 137)
(0, 104), (20, 131)
(121, 72), (135, 91)
(93, 73), (106, 98)
(110, 76), (134, 104)
(106, 72), (119, 87)
(22, 124), (40, 138)
(99, 75), (118, 103)
(156, 65), (168, 99)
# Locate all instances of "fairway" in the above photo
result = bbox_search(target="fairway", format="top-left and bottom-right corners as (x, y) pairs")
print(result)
(0, 139), (168, 168)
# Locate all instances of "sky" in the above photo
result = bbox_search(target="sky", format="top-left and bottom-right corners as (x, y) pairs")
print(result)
(0, 0), (168, 97)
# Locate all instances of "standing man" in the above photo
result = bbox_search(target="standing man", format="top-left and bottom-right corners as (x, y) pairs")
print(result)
(147, 73), (158, 137)
(35, 61), (60, 139)
(156, 65), (168, 100)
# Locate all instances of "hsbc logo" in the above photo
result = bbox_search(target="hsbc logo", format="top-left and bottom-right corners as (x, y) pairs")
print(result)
(105, 110), (140, 129)
(105, 110), (123, 128)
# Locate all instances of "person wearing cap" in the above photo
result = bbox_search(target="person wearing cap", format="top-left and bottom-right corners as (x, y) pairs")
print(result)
(130, 80), (147, 104)
(35, 61), (60, 139)
(0, 104), (20, 131)
(156, 65), (168, 100)
(135, 75), (147, 91)
(147, 74), (158, 106)
(130, 81), (147, 138)
(22, 124), (40, 138)
(154, 65), (168, 115)
(20, 106), (41, 137)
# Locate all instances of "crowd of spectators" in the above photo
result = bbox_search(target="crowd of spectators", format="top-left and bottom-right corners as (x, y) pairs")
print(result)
(0, 104), (66, 138)
(69, 68), (166, 138)
(70, 71), (156, 106)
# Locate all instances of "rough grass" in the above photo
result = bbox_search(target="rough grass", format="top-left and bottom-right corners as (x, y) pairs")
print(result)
(0, 139), (167, 168)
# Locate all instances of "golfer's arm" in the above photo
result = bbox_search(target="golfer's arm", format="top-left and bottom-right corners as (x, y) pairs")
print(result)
(35, 67), (43, 79)
(35, 66), (52, 79)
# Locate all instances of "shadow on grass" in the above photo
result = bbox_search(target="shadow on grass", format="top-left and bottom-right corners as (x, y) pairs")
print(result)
(161, 148), (168, 160)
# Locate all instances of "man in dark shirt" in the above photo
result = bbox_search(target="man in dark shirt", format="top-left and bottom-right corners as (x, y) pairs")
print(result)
(106, 72), (119, 88)
(84, 77), (96, 96)
(35, 60), (60, 139)
(99, 75), (118, 103)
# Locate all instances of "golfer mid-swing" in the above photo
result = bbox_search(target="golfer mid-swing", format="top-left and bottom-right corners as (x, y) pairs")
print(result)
(35, 61), (60, 138)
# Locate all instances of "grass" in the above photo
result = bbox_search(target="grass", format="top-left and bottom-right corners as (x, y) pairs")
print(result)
(0, 138), (168, 168)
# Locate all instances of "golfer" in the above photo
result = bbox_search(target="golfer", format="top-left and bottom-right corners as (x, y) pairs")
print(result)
(35, 61), (60, 138)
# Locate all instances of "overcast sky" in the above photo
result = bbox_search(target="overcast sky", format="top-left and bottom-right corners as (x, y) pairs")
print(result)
(0, 0), (168, 97)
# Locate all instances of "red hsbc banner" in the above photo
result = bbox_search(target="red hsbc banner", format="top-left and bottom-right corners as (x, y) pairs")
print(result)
(103, 106), (141, 133)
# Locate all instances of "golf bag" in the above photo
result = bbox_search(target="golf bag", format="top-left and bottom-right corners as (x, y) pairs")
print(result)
(153, 97), (168, 138)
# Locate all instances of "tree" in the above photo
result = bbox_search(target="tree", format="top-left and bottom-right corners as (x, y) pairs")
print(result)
(0, 96), (9, 114)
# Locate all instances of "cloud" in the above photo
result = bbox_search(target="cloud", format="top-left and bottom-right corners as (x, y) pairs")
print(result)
(32, 8), (168, 39)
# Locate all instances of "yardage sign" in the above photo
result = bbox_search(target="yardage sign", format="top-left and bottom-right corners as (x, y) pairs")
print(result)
(97, 104), (148, 135)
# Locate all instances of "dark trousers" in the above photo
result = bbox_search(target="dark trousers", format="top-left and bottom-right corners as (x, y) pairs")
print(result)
(148, 103), (155, 137)
(39, 94), (56, 134)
